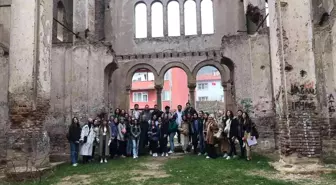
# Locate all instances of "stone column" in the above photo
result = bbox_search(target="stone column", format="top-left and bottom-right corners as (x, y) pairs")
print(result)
(196, 0), (201, 35)
(163, 3), (168, 37)
(147, 3), (152, 38)
(188, 83), (196, 107)
(223, 82), (235, 111)
(155, 85), (163, 110)
(7, 0), (53, 170)
(125, 86), (131, 111)
(180, 1), (185, 36)
(269, 0), (321, 163)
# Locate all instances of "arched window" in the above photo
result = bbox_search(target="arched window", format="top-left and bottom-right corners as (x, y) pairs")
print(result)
(135, 3), (147, 38)
(151, 2), (164, 37)
(168, 1), (180, 36)
(201, 0), (214, 34)
(57, 2), (65, 41)
(184, 0), (197, 35)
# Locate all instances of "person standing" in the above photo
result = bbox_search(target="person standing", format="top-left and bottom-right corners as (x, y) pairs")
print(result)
(126, 116), (133, 157)
(160, 107), (171, 156)
(205, 114), (218, 159)
(139, 114), (149, 156)
(174, 105), (183, 144)
(216, 111), (229, 158)
(168, 114), (178, 154)
(223, 110), (239, 160)
(91, 119), (101, 162)
(117, 117), (127, 158)
(80, 118), (96, 163)
(183, 102), (197, 117)
(242, 112), (256, 161)
(148, 119), (160, 157)
(190, 113), (202, 155)
(67, 117), (81, 166)
(132, 104), (141, 120)
(236, 110), (245, 159)
(109, 117), (119, 159)
(178, 115), (190, 153)
(97, 120), (111, 163)
(131, 119), (141, 159)
(151, 104), (163, 118)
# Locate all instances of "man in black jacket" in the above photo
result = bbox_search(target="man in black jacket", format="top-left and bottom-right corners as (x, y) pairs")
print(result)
(183, 102), (197, 116)
(151, 104), (163, 118)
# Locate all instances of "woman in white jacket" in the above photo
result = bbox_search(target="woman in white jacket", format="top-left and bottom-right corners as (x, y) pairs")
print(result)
(80, 118), (96, 163)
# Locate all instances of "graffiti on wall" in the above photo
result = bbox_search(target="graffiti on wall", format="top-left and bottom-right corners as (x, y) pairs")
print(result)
(289, 81), (316, 111)
(328, 93), (335, 114)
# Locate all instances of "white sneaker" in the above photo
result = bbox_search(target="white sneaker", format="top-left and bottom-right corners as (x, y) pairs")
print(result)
(72, 163), (78, 167)
(223, 153), (228, 158)
(133, 156), (136, 159)
(161, 153), (165, 157)
(149, 151), (152, 155)
(165, 153), (169, 157)
(206, 156), (210, 159)
(100, 159), (103, 163)
(226, 156), (231, 160)
(168, 151), (173, 154)
(152, 153), (155, 157)
(104, 159), (108, 163)
(233, 155), (238, 159)
(198, 153), (202, 156)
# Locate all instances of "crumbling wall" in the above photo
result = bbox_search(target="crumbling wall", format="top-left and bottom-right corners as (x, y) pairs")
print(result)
(49, 44), (113, 160)
(221, 30), (276, 153)
(0, 48), (9, 165)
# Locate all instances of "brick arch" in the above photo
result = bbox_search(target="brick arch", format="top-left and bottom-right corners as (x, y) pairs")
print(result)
(158, 62), (193, 85)
(126, 63), (159, 89)
(192, 59), (229, 84)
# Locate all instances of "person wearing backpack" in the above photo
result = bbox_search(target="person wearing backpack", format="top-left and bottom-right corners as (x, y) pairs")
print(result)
(67, 117), (81, 166)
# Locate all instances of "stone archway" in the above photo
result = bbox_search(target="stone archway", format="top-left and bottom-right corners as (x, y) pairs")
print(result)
(192, 59), (235, 111)
(125, 63), (160, 110)
(158, 62), (193, 85)
(104, 61), (118, 112)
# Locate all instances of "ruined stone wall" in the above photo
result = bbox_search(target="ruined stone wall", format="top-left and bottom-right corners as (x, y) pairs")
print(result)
(0, 3), (11, 49)
(108, 0), (246, 55)
(221, 30), (275, 152)
(49, 44), (113, 160)
(52, 0), (73, 43)
(0, 49), (9, 165)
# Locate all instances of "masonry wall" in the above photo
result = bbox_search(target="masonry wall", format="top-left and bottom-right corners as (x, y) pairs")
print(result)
(108, 0), (246, 55)
(49, 44), (113, 160)
(221, 30), (276, 152)
(0, 51), (8, 165)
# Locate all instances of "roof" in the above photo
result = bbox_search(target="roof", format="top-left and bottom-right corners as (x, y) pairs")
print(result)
(196, 74), (221, 81)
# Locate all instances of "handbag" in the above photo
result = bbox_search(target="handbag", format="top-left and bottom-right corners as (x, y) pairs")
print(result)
(83, 128), (91, 143)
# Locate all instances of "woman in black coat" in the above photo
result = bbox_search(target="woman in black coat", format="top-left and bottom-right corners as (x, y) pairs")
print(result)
(67, 117), (81, 166)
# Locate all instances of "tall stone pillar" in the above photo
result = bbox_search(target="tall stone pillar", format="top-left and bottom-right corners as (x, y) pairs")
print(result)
(155, 85), (163, 110)
(188, 83), (196, 107)
(223, 82), (235, 111)
(7, 0), (53, 170)
(269, 0), (321, 163)
(125, 86), (131, 111)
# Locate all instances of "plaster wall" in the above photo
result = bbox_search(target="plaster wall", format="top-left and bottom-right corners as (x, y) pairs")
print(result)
(49, 44), (113, 159)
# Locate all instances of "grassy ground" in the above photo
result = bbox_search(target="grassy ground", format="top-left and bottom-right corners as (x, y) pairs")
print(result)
(2, 154), (336, 185)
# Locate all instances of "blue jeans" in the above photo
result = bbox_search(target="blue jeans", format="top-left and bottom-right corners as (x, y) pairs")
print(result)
(70, 142), (79, 164)
(127, 138), (133, 155)
(169, 132), (176, 152)
(199, 134), (205, 154)
(132, 138), (140, 157)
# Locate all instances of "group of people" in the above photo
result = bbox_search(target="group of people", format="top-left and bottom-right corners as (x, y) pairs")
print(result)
(67, 102), (259, 167)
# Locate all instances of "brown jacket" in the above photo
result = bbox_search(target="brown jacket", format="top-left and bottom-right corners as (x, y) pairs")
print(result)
(206, 120), (218, 145)
(179, 120), (189, 136)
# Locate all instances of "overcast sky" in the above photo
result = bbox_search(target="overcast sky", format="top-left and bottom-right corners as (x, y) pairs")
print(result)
(135, 0), (214, 38)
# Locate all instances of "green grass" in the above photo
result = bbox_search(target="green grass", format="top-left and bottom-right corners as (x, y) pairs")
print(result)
(2, 155), (336, 185)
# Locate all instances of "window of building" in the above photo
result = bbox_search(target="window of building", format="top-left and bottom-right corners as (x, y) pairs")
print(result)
(57, 2), (65, 41)
(162, 91), (171, 101)
(168, 1), (180, 36)
(133, 92), (148, 102)
(151, 2), (164, 37)
(184, 0), (197, 35)
(135, 3), (147, 38)
(198, 83), (208, 90)
(164, 70), (171, 80)
(198, 96), (208, 101)
(201, 0), (214, 34)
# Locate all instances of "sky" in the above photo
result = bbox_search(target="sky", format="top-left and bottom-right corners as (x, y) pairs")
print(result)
(135, 0), (214, 38)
